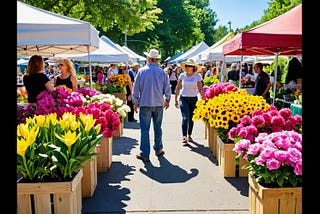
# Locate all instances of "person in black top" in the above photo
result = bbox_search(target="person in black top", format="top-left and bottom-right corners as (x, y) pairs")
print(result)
(227, 62), (240, 82)
(23, 55), (54, 103)
(253, 62), (272, 101)
(54, 58), (78, 91)
(127, 63), (139, 121)
(118, 64), (135, 121)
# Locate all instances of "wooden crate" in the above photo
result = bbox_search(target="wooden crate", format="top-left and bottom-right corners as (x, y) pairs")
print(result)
(248, 173), (302, 214)
(112, 92), (128, 121)
(204, 123), (208, 139)
(17, 169), (83, 214)
(81, 154), (97, 198)
(97, 137), (113, 173)
(113, 121), (124, 138)
(207, 126), (217, 157)
(111, 92), (127, 104)
(217, 136), (248, 177)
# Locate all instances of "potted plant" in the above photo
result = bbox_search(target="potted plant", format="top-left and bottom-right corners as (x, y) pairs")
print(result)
(227, 106), (303, 144)
(233, 130), (302, 214)
(200, 82), (238, 154)
(80, 91), (131, 171)
(17, 112), (103, 213)
(193, 89), (270, 177)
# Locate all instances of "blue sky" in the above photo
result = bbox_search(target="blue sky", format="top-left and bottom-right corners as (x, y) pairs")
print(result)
(209, 0), (270, 30)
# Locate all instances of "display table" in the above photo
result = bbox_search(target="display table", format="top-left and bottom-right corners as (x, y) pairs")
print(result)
(290, 104), (302, 116)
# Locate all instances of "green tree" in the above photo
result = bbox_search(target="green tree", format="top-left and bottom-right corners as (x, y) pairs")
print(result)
(242, 0), (302, 31)
(21, 0), (162, 35)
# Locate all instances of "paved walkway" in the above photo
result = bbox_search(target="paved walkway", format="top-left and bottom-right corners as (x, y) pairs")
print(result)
(82, 95), (249, 214)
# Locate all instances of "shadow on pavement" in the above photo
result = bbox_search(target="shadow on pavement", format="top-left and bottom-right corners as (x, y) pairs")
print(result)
(225, 177), (249, 197)
(139, 156), (199, 183)
(82, 162), (135, 213)
(124, 121), (140, 129)
(184, 141), (218, 165)
(112, 136), (138, 156)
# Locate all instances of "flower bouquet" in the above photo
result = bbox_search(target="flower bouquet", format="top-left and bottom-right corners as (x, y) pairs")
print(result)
(17, 87), (122, 138)
(193, 89), (270, 143)
(203, 82), (238, 100)
(17, 112), (103, 182)
(233, 130), (302, 188)
(82, 93), (130, 122)
(227, 106), (303, 143)
(91, 74), (130, 93)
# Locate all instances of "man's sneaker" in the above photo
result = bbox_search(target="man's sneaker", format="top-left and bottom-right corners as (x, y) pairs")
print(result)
(156, 150), (165, 157)
(136, 154), (150, 162)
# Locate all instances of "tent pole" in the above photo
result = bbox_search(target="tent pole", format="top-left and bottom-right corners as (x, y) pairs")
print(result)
(239, 53), (243, 89)
(272, 51), (279, 105)
(87, 45), (93, 89)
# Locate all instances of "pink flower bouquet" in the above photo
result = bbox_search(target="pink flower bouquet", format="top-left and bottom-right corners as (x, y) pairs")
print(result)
(233, 130), (302, 188)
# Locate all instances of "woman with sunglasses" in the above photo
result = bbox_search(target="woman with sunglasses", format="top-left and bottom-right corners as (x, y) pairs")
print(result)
(174, 58), (204, 144)
(54, 58), (78, 92)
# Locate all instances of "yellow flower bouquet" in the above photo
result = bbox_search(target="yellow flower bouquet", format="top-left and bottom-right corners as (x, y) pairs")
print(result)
(193, 89), (270, 143)
(17, 112), (103, 182)
(92, 74), (130, 93)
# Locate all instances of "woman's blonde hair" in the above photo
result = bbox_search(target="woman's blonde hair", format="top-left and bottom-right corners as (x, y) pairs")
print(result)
(26, 55), (44, 75)
(58, 58), (76, 76)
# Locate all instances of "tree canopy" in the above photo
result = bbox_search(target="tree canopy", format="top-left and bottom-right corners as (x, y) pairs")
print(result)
(20, 0), (302, 61)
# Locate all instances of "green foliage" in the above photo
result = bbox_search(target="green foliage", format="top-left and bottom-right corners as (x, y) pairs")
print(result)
(264, 57), (289, 83)
(244, 160), (302, 188)
(17, 112), (103, 182)
(203, 76), (219, 86)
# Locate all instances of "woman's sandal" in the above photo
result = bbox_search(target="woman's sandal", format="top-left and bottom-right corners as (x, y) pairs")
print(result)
(182, 137), (188, 144)
(188, 136), (193, 142)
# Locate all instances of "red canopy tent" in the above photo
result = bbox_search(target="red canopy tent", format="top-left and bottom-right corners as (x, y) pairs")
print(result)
(223, 4), (302, 56)
(222, 4), (302, 104)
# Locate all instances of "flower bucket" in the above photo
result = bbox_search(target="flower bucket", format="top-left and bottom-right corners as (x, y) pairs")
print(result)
(17, 169), (83, 214)
(217, 136), (248, 177)
(96, 137), (113, 173)
(248, 173), (302, 214)
(112, 92), (127, 104)
(207, 125), (218, 157)
(111, 92), (128, 122)
(81, 152), (97, 198)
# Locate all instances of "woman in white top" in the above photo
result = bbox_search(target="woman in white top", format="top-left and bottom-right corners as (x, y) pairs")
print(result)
(174, 59), (204, 144)
(167, 66), (178, 94)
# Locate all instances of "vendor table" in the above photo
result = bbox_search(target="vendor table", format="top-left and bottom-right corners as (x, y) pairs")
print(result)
(290, 103), (302, 116)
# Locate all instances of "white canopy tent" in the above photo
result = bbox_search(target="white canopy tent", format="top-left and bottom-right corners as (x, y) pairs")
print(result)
(189, 33), (237, 64)
(63, 36), (129, 64)
(17, 1), (99, 57)
(121, 46), (146, 63)
(17, 1), (100, 86)
(169, 41), (209, 64)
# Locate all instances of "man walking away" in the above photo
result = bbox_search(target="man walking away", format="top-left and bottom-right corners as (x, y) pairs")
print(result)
(132, 49), (171, 162)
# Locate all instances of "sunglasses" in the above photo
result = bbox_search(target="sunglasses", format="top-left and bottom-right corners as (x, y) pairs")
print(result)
(185, 65), (194, 68)
(58, 64), (64, 67)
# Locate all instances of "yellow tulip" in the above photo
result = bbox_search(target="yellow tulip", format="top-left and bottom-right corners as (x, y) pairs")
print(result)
(56, 130), (80, 148)
(34, 114), (47, 127)
(25, 126), (39, 146)
(79, 112), (95, 132)
(17, 138), (30, 156)
(59, 112), (77, 129)
(17, 123), (28, 137)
